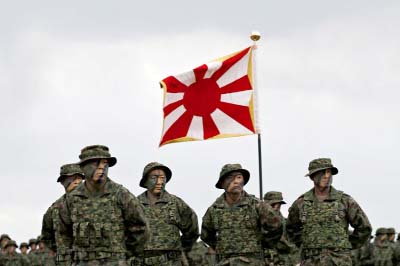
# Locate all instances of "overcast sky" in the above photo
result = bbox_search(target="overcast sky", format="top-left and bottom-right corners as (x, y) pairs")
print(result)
(1, 0), (399, 245)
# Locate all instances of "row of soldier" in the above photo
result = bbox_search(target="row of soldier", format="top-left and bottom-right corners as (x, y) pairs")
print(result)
(0, 144), (385, 266)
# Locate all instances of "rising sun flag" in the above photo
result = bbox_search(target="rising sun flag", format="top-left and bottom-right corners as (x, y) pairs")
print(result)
(159, 46), (258, 146)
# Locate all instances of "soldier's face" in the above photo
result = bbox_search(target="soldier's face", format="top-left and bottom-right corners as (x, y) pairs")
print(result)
(0, 239), (8, 248)
(146, 169), (166, 195)
(7, 246), (15, 254)
(83, 159), (109, 183)
(39, 242), (45, 250)
(20, 247), (28, 254)
(65, 175), (83, 192)
(389, 234), (395, 241)
(224, 172), (244, 194)
(271, 203), (282, 211)
(313, 169), (332, 188)
(30, 244), (36, 250)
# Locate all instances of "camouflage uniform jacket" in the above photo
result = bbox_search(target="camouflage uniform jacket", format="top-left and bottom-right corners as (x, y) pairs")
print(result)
(0, 252), (30, 266)
(59, 178), (149, 261)
(201, 191), (282, 256)
(287, 186), (372, 253)
(42, 193), (74, 263)
(372, 240), (395, 266)
(27, 250), (40, 266)
(138, 190), (199, 252)
(36, 248), (56, 266)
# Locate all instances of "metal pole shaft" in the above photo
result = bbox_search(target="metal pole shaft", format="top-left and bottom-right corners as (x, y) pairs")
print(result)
(258, 133), (263, 199)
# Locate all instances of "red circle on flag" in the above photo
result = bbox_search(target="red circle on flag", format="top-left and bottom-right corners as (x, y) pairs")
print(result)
(183, 78), (221, 117)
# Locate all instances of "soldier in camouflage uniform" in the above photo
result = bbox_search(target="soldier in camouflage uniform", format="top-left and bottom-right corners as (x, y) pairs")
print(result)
(136, 162), (199, 266)
(287, 158), (372, 266)
(372, 228), (396, 266)
(18, 243), (29, 256)
(263, 191), (299, 266)
(41, 163), (84, 266)
(36, 236), (56, 266)
(27, 238), (40, 265)
(0, 235), (11, 255)
(359, 235), (374, 266)
(59, 145), (149, 266)
(186, 241), (209, 266)
(0, 240), (30, 266)
(201, 164), (283, 266)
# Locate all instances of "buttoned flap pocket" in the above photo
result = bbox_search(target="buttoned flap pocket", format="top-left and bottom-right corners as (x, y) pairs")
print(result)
(166, 202), (180, 225)
(73, 222), (90, 247)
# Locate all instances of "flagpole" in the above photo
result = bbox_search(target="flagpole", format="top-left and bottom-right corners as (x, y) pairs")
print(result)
(250, 31), (263, 200)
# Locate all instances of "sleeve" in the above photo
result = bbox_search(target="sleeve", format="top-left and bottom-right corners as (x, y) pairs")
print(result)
(345, 195), (372, 249)
(286, 199), (303, 248)
(177, 198), (199, 251)
(41, 205), (56, 252)
(200, 207), (217, 250)
(259, 201), (283, 248)
(118, 187), (149, 256)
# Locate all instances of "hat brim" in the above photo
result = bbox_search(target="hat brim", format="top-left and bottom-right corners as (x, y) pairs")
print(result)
(305, 166), (338, 177)
(57, 172), (85, 183)
(139, 165), (172, 188)
(79, 156), (117, 167)
(5, 244), (18, 248)
(215, 169), (250, 189)
(266, 200), (287, 205)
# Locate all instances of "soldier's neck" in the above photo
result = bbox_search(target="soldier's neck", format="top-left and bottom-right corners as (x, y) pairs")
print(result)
(225, 191), (242, 205)
(147, 190), (162, 205)
(85, 179), (106, 196)
(314, 185), (330, 201)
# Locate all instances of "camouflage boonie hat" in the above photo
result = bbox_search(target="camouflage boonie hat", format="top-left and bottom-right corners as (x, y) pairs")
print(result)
(305, 158), (338, 177)
(19, 242), (29, 249)
(215, 164), (250, 189)
(57, 163), (85, 182)
(0, 234), (10, 242)
(387, 228), (396, 234)
(140, 162), (172, 188)
(263, 191), (286, 205)
(376, 228), (387, 235)
(78, 145), (117, 167)
(5, 240), (18, 248)
(28, 239), (37, 246)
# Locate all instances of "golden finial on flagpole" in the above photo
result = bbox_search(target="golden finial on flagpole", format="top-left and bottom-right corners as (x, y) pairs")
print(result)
(250, 31), (261, 42)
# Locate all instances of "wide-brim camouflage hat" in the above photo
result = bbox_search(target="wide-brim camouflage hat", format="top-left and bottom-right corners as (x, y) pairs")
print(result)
(0, 234), (10, 242)
(78, 145), (117, 167)
(139, 162), (172, 188)
(376, 228), (387, 235)
(263, 191), (286, 205)
(215, 164), (250, 189)
(5, 240), (18, 248)
(305, 158), (338, 177)
(387, 228), (396, 234)
(28, 239), (37, 246)
(19, 242), (29, 249)
(57, 163), (85, 182)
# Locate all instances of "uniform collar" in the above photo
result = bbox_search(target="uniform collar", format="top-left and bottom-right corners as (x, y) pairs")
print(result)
(303, 186), (340, 201)
(138, 190), (172, 205)
(214, 190), (250, 208)
(71, 178), (114, 198)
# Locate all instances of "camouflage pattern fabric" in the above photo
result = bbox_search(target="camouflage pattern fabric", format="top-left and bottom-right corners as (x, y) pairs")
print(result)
(42, 194), (74, 266)
(287, 186), (372, 265)
(358, 240), (374, 266)
(0, 252), (30, 266)
(372, 240), (395, 266)
(36, 248), (56, 266)
(201, 191), (282, 265)
(27, 250), (41, 266)
(186, 241), (209, 266)
(59, 178), (149, 264)
(137, 190), (199, 265)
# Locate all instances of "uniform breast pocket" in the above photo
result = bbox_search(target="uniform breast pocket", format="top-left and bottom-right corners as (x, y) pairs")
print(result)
(73, 222), (90, 247)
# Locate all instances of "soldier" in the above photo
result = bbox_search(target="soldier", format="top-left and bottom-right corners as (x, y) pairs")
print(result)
(263, 191), (298, 266)
(201, 163), (282, 266)
(186, 241), (209, 266)
(137, 162), (199, 266)
(41, 163), (84, 266)
(36, 236), (56, 266)
(372, 228), (395, 266)
(27, 238), (39, 265)
(287, 158), (372, 266)
(59, 145), (149, 266)
(359, 235), (374, 266)
(0, 240), (30, 266)
(0, 235), (11, 255)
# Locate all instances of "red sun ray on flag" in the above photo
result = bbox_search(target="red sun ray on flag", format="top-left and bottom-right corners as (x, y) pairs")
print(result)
(159, 46), (258, 147)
